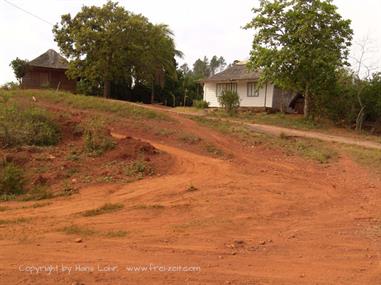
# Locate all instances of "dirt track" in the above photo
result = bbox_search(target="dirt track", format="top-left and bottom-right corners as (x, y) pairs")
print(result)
(134, 103), (381, 150)
(1, 108), (381, 284)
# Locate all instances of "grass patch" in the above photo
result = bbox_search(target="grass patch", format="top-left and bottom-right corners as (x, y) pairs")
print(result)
(209, 110), (320, 130)
(30, 202), (52, 208)
(343, 145), (381, 172)
(21, 186), (53, 201)
(81, 203), (124, 217)
(134, 204), (165, 210)
(104, 230), (128, 238)
(192, 116), (336, 163)
(61, 225), (97, 236)
(82, 117), (115, 156)
(0, 193), (16, 201)
(154, 129), (176, 137)
(179, 133), (202, 144)
(0, 100), (60, 147)
(252, 113), (320, 130)
(204, 143), (224, 157)
(0, 217), (31, 225)
(0, 162), (25, 196)
(276, 135), (337, 164)
(5, 89), (170, 121)
(124, 160), (154, 177)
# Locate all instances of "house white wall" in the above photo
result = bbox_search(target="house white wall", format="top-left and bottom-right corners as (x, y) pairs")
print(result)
(203, 81), (274, 108)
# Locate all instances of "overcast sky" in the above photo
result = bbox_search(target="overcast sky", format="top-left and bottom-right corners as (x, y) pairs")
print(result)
(0, 0), (380, 84)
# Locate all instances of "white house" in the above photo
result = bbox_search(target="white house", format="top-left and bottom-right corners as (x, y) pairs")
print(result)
(202, 61), (297, 112)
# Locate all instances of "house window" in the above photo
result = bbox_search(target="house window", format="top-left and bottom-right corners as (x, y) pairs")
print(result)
(247, 82), (259, 97)
(216, 83), (237, 96)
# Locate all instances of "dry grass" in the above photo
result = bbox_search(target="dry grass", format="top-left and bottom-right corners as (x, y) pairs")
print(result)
(81, 203), (124, 217)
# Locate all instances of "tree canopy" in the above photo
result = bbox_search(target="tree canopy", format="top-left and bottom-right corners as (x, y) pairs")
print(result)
(191, 56), (227, 79)
(245, 0), (353, 118)
(53, 1), (180, 99)
(9, 58), (28, 84)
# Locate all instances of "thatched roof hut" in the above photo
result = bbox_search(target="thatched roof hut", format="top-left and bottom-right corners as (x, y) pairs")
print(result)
(22, 49), (76, 92)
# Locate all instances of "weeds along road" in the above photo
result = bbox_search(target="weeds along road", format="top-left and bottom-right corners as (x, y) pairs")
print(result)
(131, 102), (381, 151)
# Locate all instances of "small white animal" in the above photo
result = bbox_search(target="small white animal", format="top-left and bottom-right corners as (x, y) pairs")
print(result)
(32, 96), (37, 102)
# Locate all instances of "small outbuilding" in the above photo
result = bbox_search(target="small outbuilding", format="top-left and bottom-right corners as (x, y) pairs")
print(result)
(22, 49), (76, 92)
(201, 61), (300, 113)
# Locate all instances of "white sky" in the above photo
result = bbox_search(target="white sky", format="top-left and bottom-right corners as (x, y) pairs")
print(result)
(0, 0), (380, 84)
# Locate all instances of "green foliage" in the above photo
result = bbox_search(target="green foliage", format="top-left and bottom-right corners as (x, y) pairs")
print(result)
(82, 118), (115, 155)
(124, 160), (154, 177)
(9, 58), (28, 83)
(323, 70), (381, 129)
(192, 56), (226, 79)
(21, 186), (53, 201)
(252, 113), (319, 130)
(53, 1), (179, 98)
(193, 100), (209, 109)
(0, 162), (25, 196)
(1, 82), (19, 90)
(278, 136), (336, 163)
(0, 103), (60, 147)
(245, 0), (353, 118)
(218, 90), (240, 115)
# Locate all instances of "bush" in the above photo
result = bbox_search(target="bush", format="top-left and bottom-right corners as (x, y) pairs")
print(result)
(1, 82), (19, 90)
(217, 90), (240, 115)
(0, 162), (25, 195)
(82, 117), (115, 155)
(125, 160), (154, 177)
(193, 100), (209, 109)
(0, 104), (60, 147)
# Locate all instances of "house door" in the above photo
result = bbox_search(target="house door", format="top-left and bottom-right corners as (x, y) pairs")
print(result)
(39, 72), (49, 87)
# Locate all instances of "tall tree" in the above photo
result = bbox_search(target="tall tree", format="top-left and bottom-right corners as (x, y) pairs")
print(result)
(53, 1), (179, 99)
(210, 56), (226, 75)
(193, 57), (210, 79)
(9, 58), (28, 84)
(245, 0), (353, 118)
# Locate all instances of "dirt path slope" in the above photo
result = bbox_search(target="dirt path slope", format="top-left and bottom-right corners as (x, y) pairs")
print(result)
(1, 104), (381, 284)
(134, 103), (381, 150)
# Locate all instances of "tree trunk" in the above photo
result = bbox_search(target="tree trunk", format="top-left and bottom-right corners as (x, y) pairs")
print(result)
(303, 89), (310, 119)
(151, 81), (155, 104)
(355, 86), (366, 132)
(356, 106), (365, 132)
(103, 80), (111, 98)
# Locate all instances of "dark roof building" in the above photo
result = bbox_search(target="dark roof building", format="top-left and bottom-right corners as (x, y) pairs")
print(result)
(202, 61), (260, 82)
(21, 49), (76, 92)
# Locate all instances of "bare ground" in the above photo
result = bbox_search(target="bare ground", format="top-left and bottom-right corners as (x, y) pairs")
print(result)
(1, 102), (381, 284)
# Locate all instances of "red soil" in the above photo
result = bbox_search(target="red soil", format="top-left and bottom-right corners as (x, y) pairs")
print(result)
(0, 103), (381, 285)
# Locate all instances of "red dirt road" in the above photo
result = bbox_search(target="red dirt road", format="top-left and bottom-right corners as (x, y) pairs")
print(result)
(1, 110), (381, 284)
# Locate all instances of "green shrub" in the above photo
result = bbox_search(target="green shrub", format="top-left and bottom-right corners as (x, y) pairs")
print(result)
(217, 90), (240, 115)
(0, 162), (24, 195)
(1, 82), (19, 90)
(0, 104), (60, 147)
(82, 117), (115, 155)
(125, 160), (154, 177)
(21, 185), (53, 201)
(193, 100), (209, 109)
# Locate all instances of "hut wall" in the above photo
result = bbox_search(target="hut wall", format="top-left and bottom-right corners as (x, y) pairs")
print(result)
(22, 67), (76, 92)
